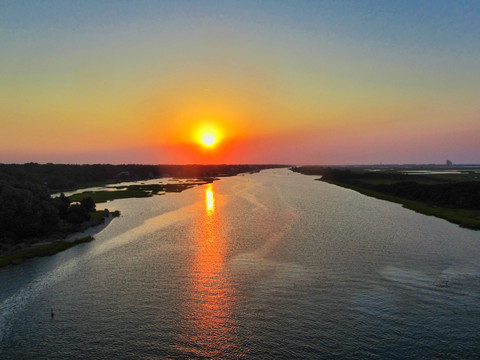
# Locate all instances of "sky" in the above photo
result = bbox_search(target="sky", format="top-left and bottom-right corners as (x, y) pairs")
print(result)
(1, 0), (479, 165)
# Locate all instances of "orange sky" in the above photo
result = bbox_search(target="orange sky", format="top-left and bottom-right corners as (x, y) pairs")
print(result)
(1, 1), (479, 164)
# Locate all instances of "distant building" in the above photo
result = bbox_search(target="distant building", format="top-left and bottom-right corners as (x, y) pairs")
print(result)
(446, 160), (453, 166)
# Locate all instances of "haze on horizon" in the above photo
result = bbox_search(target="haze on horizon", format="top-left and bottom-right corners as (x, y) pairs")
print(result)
(1, 1), (479, 165)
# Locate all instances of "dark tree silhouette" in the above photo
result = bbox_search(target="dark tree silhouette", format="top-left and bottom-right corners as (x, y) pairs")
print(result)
(80, 197), (96, 212)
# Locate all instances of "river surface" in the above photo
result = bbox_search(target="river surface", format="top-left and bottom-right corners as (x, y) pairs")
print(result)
(1, 169), (480, 359)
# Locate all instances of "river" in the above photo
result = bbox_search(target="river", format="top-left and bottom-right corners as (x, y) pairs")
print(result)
(1, 169), (480, 359)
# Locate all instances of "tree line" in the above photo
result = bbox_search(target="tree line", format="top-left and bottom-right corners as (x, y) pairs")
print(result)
(0, 180), (97, 254)
(0, 163), (286, 191)
(291, 166), (480, 210)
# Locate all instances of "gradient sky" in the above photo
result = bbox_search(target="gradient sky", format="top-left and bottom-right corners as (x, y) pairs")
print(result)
(1, 0), (479, 164)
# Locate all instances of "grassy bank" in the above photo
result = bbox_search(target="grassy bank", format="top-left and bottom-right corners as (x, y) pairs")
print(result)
(322, 179), (480, 230)
(90, 209), (120, 221)
(69, 189), (151, 203)
(0, 210), (120, 268)
(68, 181), (212, 203)
(0, 236), (94, 267)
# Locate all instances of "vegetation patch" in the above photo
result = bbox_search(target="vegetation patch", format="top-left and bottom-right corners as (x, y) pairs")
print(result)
(89, 208), (120, 223)
(70, 181), (213, 203)
(292, 166), (480, 230)
(0, 236), (94, 267)
(323, 180), (480, 230)
(0, 163), (285, 192)
(69, 189), (151, 203)
(0, 178), (120, 265)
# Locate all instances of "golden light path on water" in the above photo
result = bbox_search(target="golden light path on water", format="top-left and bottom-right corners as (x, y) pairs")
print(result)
(175, 182), (239, 358)
(206, 185), (215, 213)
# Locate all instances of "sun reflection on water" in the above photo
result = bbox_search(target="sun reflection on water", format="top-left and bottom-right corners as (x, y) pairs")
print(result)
(206, 185), (215, 214)
(175, 183), (240, 358)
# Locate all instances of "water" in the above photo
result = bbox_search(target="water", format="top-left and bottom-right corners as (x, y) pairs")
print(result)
(1, 169), (480, 359)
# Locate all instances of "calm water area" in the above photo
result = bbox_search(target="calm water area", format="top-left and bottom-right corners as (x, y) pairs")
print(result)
(1, 169), (480, 359)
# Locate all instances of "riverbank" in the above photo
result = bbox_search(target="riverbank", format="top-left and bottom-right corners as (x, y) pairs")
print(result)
(0, 178), (212, 268)
(1, 163), (287, 194)
(322, 179), (480, 230)
(0, 211), (120, 268)
(0, 178), (215, 268)
(290, 166), (480, 231)
(67, 180), (214, 203)
(0, 236), (94, 267)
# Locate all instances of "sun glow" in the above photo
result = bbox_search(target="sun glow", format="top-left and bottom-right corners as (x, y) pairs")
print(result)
(201, 133), (217, 147)
(196, 123), (222, 148)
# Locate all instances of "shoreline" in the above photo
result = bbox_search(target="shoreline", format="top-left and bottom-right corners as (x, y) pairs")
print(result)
(322, 179), (480, 230)
(0, 213), (119, 268)
(0, 177), (217, 268)
(64, 215), (115, 242)
(0, 170), (275, 269)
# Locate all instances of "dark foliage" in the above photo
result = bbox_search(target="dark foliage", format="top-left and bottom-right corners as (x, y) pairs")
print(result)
(53, 193), (71, 218)
(372, 181), (480, 209)
(80, 197), (96, 212)
(0, 181), (59, 243)
(292, 166), (480, 210)
(0, 163), (287, 191)
(66, 204), (90, 224)
(0, 181), (98, 250)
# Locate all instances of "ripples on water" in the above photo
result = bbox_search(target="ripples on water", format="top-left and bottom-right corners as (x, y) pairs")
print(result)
(1, 169), (480, 359)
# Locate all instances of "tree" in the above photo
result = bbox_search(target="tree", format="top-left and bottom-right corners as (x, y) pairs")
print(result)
(54, 193), (71, 219)
(80, 197), (96, 212)
(66, 204), (90, 224)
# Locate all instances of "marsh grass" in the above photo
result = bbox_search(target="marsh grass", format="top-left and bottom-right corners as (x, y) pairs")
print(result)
(69, 182), (209, 203)
(0, 236), (94, 267)
(69, 189), (151, 203)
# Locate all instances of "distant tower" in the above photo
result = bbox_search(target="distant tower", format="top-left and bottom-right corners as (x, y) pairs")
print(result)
(446, 160), (453, 166)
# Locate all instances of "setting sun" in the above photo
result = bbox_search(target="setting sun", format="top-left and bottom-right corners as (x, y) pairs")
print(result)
(195, 123), (222, 149)
(201, 133), (217, 147)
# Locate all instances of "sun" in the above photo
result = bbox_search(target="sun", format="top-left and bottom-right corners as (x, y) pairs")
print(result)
(196, 123), (221, 148)
(201, 133), (217, 147)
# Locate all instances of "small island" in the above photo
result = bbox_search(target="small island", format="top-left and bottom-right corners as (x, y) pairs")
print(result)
(68, 179), (217, 203)
(292, 165), (480, 230)
(0, 181), (120, 267)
